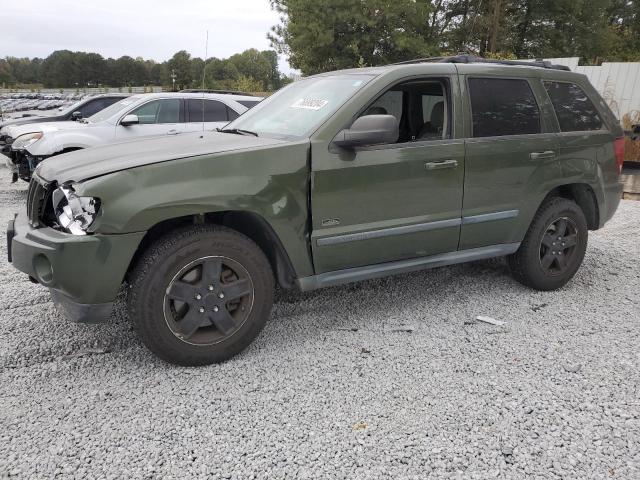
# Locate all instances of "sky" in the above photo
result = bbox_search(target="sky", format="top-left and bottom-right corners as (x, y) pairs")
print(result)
(1, 0), (295, 73)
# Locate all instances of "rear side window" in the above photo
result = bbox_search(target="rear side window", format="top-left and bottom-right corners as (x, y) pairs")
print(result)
(543, 81), (603, 132)
(469, 78), (541, 137)
(227, 108), (240, 121)
(186, 99), (228, 122)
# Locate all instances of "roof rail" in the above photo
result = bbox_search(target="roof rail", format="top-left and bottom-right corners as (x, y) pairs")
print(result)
(179, 89), (255, 96)
(392, 54), (571, 71)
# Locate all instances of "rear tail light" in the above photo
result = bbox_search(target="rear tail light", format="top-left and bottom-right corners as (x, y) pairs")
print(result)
(614, 137), (625, 174)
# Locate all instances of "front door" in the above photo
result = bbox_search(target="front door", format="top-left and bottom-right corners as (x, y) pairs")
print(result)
(115, 98), (184, 140)
(310, 76), (465, 274)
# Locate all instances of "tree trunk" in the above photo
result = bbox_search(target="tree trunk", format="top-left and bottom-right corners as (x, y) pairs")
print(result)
(488, 0), (503, 53)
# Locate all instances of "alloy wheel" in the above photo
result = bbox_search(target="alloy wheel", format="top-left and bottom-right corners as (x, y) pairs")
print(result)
(539, 216), (579, 275)
(163, 256), (254, 345)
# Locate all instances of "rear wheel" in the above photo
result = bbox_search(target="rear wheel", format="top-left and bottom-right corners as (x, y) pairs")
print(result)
(128, 225), (274, 366)
(508, 197), (588, 291)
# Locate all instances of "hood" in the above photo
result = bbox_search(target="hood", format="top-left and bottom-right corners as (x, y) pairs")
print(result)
(0, 111), (60, 130)
(5, 120), (87, 139)
(36, 131), (287, 183)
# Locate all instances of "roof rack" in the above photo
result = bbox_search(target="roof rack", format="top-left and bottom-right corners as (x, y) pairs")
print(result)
(392, 54), (571, 71)
(179, 89), (255, 96)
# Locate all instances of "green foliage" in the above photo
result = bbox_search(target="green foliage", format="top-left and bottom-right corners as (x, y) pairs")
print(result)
(269, 0), (439, 74)
(164, 50), (192, 90)
(233, 75), (264, 93)
(1, 48), (284, 91)
(270, 0), (640, 74)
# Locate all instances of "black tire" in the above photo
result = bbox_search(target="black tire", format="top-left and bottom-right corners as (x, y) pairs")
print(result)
(127, 224), (274, 366)
(508, 197), (588, 291)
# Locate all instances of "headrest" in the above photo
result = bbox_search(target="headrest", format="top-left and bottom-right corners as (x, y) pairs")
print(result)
(430, 101), (444, 128)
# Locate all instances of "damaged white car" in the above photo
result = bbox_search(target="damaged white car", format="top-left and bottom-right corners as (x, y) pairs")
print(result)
(5, 92), (261, 181)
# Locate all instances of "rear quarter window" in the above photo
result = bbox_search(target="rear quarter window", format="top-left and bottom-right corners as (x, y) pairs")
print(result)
(468, 78), (541, 138)
(543, 81), (603, 132)
(237, 100), (261, 108)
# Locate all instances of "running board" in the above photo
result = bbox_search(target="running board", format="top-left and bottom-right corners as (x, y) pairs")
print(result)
(296, 243), (520, 291)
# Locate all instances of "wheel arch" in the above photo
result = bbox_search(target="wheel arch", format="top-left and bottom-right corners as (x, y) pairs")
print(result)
(546, 183), (600, 230)
(126, 210), (298, 289)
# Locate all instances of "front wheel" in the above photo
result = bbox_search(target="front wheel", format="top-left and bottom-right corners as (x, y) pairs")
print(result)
(508, 197), (588, 291)
(128, 225), (274, 366)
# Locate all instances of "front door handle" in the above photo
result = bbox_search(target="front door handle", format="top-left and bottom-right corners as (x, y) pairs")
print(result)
(529, 150), (556, 160)
(167, 129), (180, 135)
(425, 159), (458, 170)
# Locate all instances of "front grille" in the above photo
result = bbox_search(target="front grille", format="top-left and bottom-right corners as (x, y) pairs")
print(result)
(26, 174), (52, 227)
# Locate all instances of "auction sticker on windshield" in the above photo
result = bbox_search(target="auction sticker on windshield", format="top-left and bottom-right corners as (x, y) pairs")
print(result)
(290, 98), (329, 110)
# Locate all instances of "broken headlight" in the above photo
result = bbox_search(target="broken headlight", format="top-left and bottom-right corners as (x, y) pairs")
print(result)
(12, 132), (43, 151)
(52, 184), (101, 235)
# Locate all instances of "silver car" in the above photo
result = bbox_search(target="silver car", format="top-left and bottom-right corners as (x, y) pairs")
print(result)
(5, 92), (262, 181)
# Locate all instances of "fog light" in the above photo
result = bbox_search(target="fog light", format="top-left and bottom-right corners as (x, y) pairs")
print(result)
(33, 254), (53, 284)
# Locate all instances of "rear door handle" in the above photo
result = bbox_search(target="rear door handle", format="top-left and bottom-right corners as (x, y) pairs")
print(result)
(167, 129), (180, 135)
(529, 150), (556, 160)
(425, 159), (458, 170)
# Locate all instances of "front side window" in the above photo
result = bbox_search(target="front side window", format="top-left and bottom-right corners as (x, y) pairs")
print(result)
(469, 78), (541, 138)
(224, 74), (374, 139)
(357, 79), (450, 143)
(130, 99), (180, 124)
(544, 81), (603, 132)
(186, 99), (228, 122)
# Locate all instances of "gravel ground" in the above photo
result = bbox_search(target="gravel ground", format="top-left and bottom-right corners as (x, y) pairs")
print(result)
(1, 178), (639, 479)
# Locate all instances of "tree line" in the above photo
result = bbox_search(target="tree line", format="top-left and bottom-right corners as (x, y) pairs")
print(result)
(269, 0), (640, 75)
(0, 49), (289, 92)
(3, 1), (639, 88)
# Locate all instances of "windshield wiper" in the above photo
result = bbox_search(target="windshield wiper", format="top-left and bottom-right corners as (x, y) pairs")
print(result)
(216, 127), (258, 137)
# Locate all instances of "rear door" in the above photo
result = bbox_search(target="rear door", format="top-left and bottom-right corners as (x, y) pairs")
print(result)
(459, 74), (560, 250)
(184, 99), (233, 132)
(542, 80), (618, 186)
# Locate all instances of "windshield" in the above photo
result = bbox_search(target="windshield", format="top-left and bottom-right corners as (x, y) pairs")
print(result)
(224, 74), (374, 138)
(88, 96), (142, 123)
(58, 99), (86, 116)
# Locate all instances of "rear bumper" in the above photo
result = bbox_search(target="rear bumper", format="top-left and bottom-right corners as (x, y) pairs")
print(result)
(8, 210), (145, 322)
(600, 181), (623, 227)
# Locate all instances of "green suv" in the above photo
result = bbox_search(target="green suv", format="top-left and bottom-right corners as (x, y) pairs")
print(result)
(7, 55), (624, 365)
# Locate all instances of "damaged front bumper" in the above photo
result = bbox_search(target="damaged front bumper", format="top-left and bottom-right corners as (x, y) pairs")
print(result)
(7, 210), (145, 323)
(0, 138), (18, 181)
(11, 148), (48, 182)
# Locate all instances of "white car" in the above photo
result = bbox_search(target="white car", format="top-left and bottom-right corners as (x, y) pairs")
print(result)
(5, 92), (262, 181)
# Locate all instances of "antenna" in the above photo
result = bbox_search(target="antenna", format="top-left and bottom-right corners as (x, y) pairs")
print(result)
(202, 30), (209, 132)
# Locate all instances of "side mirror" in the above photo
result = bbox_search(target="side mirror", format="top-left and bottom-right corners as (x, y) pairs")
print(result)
(71, 111), (82, 120)
(120, 114), (139, 127)
(332, 115), (399, 149)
